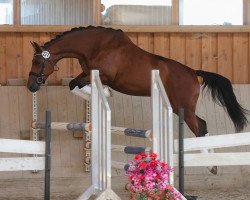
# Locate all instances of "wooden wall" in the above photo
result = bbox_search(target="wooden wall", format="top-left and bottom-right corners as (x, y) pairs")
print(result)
(0, 27), (250, 191)
(0, 31), (250, 85)
(0, 85), (249, 190)
(0, 86), (87, 179)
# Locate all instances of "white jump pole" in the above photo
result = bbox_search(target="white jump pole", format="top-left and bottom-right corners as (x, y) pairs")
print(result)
(151, 70), (174, 186)
(77, 70), (120, 200)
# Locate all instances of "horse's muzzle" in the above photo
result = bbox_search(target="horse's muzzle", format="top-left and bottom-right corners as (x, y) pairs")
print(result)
(27, 80), (40, 92)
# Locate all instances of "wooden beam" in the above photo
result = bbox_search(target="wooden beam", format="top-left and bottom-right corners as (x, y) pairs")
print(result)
(7, 78), (26, 86)
(2, 25), (250, 33)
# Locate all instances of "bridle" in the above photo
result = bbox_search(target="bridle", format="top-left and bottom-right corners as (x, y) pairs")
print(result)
(29, 50), (58, 85)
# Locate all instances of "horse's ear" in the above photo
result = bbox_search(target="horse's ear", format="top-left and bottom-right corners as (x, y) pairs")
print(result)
(30, 41), (36, 49)
(30, 41), (42, 52)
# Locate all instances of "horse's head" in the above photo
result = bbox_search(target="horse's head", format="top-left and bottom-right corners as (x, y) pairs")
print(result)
(27, 42), (56, 92)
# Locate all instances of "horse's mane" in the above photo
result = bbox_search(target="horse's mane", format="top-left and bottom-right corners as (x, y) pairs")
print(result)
(43, 26), (121, 47)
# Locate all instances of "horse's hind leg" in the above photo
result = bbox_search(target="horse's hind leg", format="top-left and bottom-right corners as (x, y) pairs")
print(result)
(197, 116), (217, 174)
(184, 111), (217, 174)
(183, 111), (206, 137)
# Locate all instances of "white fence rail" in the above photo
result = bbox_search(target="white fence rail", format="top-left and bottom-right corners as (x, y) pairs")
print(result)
(0, 139), (45, 171)
(174, 132), (250, 152)
(0, 111), (50, 200)
(174, 152), (250, 167)
(173, 131), (250, 167)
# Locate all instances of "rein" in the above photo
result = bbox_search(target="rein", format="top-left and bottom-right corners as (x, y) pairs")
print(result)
(29, 50), (59, 85)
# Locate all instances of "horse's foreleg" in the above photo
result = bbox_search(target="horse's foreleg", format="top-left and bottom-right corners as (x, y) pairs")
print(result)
(185, 112), (217, 174)
(69, 73), (87, 90)
(69, 59), (91, 90)
(69, 73), (91, 100)
(71, 74), (112, 99)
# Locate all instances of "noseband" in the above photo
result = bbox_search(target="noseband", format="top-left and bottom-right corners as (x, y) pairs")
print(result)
(29, 51), (51, 85)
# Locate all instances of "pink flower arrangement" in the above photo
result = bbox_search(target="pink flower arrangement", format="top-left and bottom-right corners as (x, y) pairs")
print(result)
(126, 152), (182, 200)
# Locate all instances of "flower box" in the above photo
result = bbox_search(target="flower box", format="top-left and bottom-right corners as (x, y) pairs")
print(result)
(125, 152), (184, 200)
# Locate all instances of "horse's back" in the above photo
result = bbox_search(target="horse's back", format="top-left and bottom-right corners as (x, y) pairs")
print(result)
(87, 27), (200, 105)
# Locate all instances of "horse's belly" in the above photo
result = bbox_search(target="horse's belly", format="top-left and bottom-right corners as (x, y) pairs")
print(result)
(111, 81), (151, 97)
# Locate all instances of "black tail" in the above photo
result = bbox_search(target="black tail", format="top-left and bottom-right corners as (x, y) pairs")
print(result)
(196, 70), (249, 132)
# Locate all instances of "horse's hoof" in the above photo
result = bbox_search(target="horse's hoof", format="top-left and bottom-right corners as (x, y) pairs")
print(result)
(80, 85), (91, 94)
(208, 166), (218, 175)
(71, 86), (90, 100)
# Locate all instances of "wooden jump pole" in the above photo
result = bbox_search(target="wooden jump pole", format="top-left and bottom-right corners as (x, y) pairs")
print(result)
(32, 122), (92, 132)
(111, 145), (151, 154)
(83, 142), (152, 154)
(111, 127), (152, 138)
(32, 122), (152, 138)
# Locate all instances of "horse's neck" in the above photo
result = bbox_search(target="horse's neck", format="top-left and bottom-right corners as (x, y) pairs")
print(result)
(48, 33), (96, 63)
(55, 52), (83, 61)
(49, 43), (85, 63)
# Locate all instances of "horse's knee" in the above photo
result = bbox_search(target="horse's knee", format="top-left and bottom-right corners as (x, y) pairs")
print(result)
(69, 79), (78, 90)
(69, 76), (88, 90)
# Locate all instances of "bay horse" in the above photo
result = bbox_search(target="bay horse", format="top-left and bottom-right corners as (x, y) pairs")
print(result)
(27, 26), (249, 174)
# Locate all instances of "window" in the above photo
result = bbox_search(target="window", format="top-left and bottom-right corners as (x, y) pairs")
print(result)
(101, 0), (172, 25)
(20, 0), (93, 25)
(0, 0), (13, 24)
(0, 0), (247, 26)
(180, 0), (243, 25)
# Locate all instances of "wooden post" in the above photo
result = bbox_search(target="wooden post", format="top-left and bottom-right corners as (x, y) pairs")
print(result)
(172, 0), (180, 25)
(93, 0), (102, 25)
(243, 0), (250, 25)
(13, 0), (21, 25)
